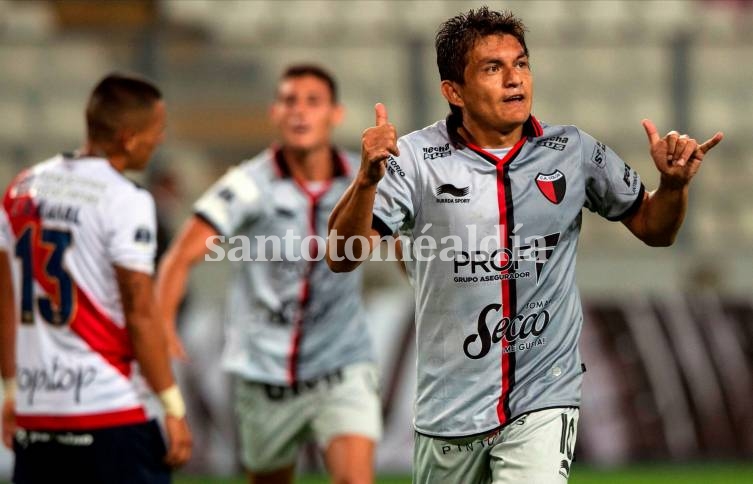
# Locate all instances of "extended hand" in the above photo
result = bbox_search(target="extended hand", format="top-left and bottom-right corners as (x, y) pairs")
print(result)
(164, 415), (192, 468)
(360, 103), (399, 186)
(642, 119), (723, 188)
(2, 399), (15, 449)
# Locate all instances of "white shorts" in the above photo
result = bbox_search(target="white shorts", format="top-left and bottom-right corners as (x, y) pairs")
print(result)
(413, 407), (579, 484)
(234, 362), (382, 472)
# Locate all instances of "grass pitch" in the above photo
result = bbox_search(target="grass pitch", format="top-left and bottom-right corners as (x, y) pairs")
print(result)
(176, 462), (753, 483)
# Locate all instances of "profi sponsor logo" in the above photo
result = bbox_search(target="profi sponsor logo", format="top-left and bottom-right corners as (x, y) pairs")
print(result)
(18, 358), (98, 405)
(386, 156), (405, 177)
(434, 184), (470, 204)
(536, 136), (568, 151)
(452, 232), (561, 285)
(535, 171), (566, 204)
(423, 143), (451, 160)
(463, 303), (551, 359)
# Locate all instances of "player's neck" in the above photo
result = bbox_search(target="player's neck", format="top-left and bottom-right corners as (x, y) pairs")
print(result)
(80, 142), (128, 172)
(282, 144), (334, 182)
(460, 120), (523, 149)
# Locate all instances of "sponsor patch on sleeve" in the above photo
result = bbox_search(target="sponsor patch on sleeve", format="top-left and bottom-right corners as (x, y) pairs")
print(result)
(134, 226), (153, 244)
(590, 141), (606, 168)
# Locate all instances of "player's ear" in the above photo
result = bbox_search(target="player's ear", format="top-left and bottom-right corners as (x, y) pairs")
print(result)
(114, 127), (135, 154)
(440, 80), (464, 110)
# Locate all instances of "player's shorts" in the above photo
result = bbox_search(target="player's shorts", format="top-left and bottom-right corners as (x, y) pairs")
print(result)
(413, 407), (579, 484)
(12, 419), (170, 484)
(234, 362), (382, 472)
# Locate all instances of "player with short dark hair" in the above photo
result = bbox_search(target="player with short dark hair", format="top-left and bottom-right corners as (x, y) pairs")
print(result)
(0, 72), (192, 483)
(327, 7), (722, 483)
(156, 64), (380, 484)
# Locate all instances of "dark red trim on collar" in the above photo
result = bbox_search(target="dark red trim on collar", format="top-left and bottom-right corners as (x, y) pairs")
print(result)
(272, 146), (349, 180)
(446, 113), (543, 149)
(465, 136), (528, 168)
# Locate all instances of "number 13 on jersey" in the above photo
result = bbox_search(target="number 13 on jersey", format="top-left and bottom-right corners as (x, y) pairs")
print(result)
(15, 226), (77, 326)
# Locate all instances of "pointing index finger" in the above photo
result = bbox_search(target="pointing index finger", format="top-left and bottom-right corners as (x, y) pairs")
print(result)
(641, 118), (661, 145)
(375, 103), (388, 127)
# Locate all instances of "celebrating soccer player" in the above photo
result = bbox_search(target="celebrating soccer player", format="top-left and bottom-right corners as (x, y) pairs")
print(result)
(156, 64), (380, 484)
(327, 8), (722, 483)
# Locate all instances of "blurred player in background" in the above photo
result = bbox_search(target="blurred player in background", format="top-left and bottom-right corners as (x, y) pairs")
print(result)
(0, 217), (14, 449)
(156, 64), (380, 484)
(0, 73), (192, 483)
(327, 7), (723, 483)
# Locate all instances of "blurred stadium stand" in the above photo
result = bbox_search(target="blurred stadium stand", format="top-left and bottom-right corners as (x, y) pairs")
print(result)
(1, 0), (752, 477)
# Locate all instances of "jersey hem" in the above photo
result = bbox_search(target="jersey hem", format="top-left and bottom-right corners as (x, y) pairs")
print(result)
(193, 210), (226, 237)
(371, 214), (393, 238)
(225, 356), (375, 385)
(607, 183), (646, 221)
(413, 404), (580, 439)
(16, 406), (147, 431)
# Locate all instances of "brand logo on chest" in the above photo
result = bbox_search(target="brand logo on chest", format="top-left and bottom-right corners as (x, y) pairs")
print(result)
(434, 184), (470, 203)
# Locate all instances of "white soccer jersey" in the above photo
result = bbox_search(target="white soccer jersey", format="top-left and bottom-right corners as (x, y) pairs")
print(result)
(2, 154), (157, 430)
(373, 116), (644, 437)
(194, 147), (374, 385)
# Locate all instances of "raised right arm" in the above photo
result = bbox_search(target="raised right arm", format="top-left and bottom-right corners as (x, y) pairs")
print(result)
(327, 103), (398, 272)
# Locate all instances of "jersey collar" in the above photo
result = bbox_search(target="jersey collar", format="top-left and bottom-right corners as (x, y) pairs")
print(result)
(445, 113), (544, 149)
(271, 146), (350, 180)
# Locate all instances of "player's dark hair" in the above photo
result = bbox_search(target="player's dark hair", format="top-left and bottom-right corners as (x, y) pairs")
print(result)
(436, 7), (528, 118)
(280, 64), (339, 103)
(85, 72), (162, 143)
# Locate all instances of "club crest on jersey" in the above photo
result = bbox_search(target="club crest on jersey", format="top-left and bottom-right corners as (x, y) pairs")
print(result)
(535, 171), (566, 205)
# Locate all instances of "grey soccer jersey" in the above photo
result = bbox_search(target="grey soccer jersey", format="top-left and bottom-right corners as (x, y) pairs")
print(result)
(195, 148), (374, 385)
(373, 116), (644, 437)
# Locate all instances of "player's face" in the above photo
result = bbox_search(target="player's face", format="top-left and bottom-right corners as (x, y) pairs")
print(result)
(271, 75), (343, 153)
(125, 100), (166, 171)
(452, 34), (533, 144)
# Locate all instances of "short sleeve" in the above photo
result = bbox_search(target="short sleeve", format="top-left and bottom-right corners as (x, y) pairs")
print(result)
(107, 188), (157, 274)
(193, 166), (263, 236)
(372, 138), (420, 237)
(580, 129), (645, 221)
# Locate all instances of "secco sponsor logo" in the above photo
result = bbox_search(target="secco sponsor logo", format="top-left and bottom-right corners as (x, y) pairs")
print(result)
(463, 303), (551, 360)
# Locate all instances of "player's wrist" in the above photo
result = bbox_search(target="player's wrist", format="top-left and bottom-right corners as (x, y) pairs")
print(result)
(658, 174), (690, 192)
(2, 377), (16, 401)
(158, 384), (186, 419)
(355, 172), (381, 190)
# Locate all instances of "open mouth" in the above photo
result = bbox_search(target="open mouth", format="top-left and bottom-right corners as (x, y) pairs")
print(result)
(290, 125), (311, 134)
(503, 94), (524, 103)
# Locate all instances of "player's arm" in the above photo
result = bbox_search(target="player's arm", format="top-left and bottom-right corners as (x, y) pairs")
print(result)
(0, 250), (16, 449)
(622, 119), (723, 246)
(155, 216), (216, 360)
(327, 103), (399, 272)
(115, 265), (192, 467)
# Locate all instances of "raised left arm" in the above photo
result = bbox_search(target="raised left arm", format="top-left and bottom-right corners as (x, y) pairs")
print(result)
(623, 119), (723, 246)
